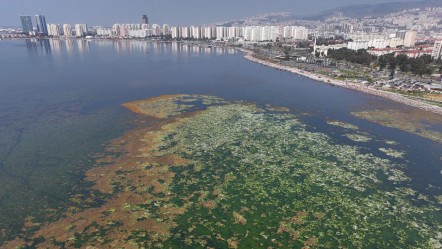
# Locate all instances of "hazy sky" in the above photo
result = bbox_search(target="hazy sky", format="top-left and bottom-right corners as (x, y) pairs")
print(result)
(0, 0), (416, 27)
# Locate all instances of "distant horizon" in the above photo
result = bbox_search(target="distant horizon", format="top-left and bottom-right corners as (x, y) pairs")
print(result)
(0, 0), (418, 27)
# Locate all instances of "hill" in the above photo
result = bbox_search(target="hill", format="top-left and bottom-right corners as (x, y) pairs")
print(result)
(307, 0), (442, 19)
(215, 0), (442, 26)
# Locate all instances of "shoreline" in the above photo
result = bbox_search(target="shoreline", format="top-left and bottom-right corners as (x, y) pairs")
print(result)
(3, 37), (441, 115)
(241, 50), (442, 116)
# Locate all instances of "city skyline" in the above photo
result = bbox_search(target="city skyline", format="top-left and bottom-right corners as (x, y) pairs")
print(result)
(0, 0), (418, 27)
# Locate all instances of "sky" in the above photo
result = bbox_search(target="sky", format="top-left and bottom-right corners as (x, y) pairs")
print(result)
(0, 0), (417, 27)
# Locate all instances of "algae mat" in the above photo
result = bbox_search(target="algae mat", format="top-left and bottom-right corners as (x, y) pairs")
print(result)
(352, 108), (442, 145)
(6, 95), (441, 248)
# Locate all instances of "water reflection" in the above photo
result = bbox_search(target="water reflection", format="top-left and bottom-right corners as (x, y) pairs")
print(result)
(24, 39), (237, 57)
(40, 39), (51, 55)
(49, 39), (63, 55)
(65, 39), (74, 54)
(25, 39), (38, 55)
(25, 38), (91, 56)
(77, 39), (90, 54)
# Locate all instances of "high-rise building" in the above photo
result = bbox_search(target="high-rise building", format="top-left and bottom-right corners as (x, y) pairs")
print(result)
(432, 40), (442, 59)
(396, 30), (406, 40)
(20, 16), (33, 33)
(171, 27), (180, 39)
(35, 15), (48, 35)
(403, 31), (416, 47)
(141, 15), (149, 25)
(163, 24), (170, 36)
(340, 23), (354, 34)
(75, 24), (88, 37)
(181, 27), (190, 39)
(292, 26), (308, 40)
(388, 37), (404, 48)
(47, 24), (62, 37)
(96, 27), (112, 36)
(63, 24), (72, 37)
(203, 27), (213, 39)
(227, 27), (235, 38)
(191, 26), (201, 39)
(216, 27), (227, 40)
(151, 24), (161, 36)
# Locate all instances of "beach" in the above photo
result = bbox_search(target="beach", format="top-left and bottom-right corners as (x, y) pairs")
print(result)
(242, 51), (442, 116)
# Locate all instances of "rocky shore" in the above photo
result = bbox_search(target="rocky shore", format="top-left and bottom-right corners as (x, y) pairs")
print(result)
(243, 51), (442, 116)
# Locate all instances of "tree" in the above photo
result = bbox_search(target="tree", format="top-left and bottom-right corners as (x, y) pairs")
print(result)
(388, 56), (397, 79)
(327, 48), (373, 66)
(377, 53), (434, 77)
(420, 54), (432, 64)
(283, 46), (292, 60)
(396, 54), (409, 72)
(378, 56), (388, 70)
(409, 57), (429, 77)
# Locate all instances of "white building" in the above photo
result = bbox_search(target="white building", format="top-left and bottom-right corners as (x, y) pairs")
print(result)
(47, 24), (62, 37)
(367, 47), (401, 56)
(243, 27), (253, 41)
(74, 24), (87, 37)
(314, 43), (347, 56)
(181, 27), (190, 38)
(171, 27), (180, 39)
(368, 39), (387, 48)
(191, 26), (201, 39)
(347, 38), (389, 50)
(216, 27), (227, 40)
(347, 33), (386, 41)
(112, 24), (121, 37)
(403, 30), (417, 47)
(151, 24), (161, 36)
(63, 24), (72, 37)
(432, 40), (442, 59)
(282, 26), (292, 39)
(163, 24), (170, 36)
(96, 28), (112, 36)
(340, 23), (354, 34)
(260, 26), (277, 41)
(295, 27), (308, 40)
(203, 26), (214, 39)
(226, 27), (241, 39)
(128, 29), (148, 38)
(251, 26), (262, 41)
(347, 40), (369, 50)
(388, 37), (404, 48)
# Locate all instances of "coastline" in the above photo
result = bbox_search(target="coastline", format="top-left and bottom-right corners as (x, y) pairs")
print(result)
(241, 50), (442, 116)
(3, 37), (441, 115)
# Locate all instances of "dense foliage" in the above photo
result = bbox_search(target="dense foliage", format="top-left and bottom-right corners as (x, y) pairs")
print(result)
(378, 54), (433, 76)
(327, 48), (375, 66)
(327, 48), (435, 76)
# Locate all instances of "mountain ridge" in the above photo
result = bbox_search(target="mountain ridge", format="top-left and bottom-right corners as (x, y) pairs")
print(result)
(213, 0), (442, 26)
(306, 0), (442, 19)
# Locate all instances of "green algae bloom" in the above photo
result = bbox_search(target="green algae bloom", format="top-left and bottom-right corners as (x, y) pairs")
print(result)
(345, 133), (373, 142)
(10, 95), (441, 249)
(379, 147), (406, 158)
(326, 120), (359, 130)
(154, 97), (440, 248)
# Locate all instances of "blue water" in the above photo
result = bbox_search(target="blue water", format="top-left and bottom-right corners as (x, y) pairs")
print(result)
(0, 39), (441, 242)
